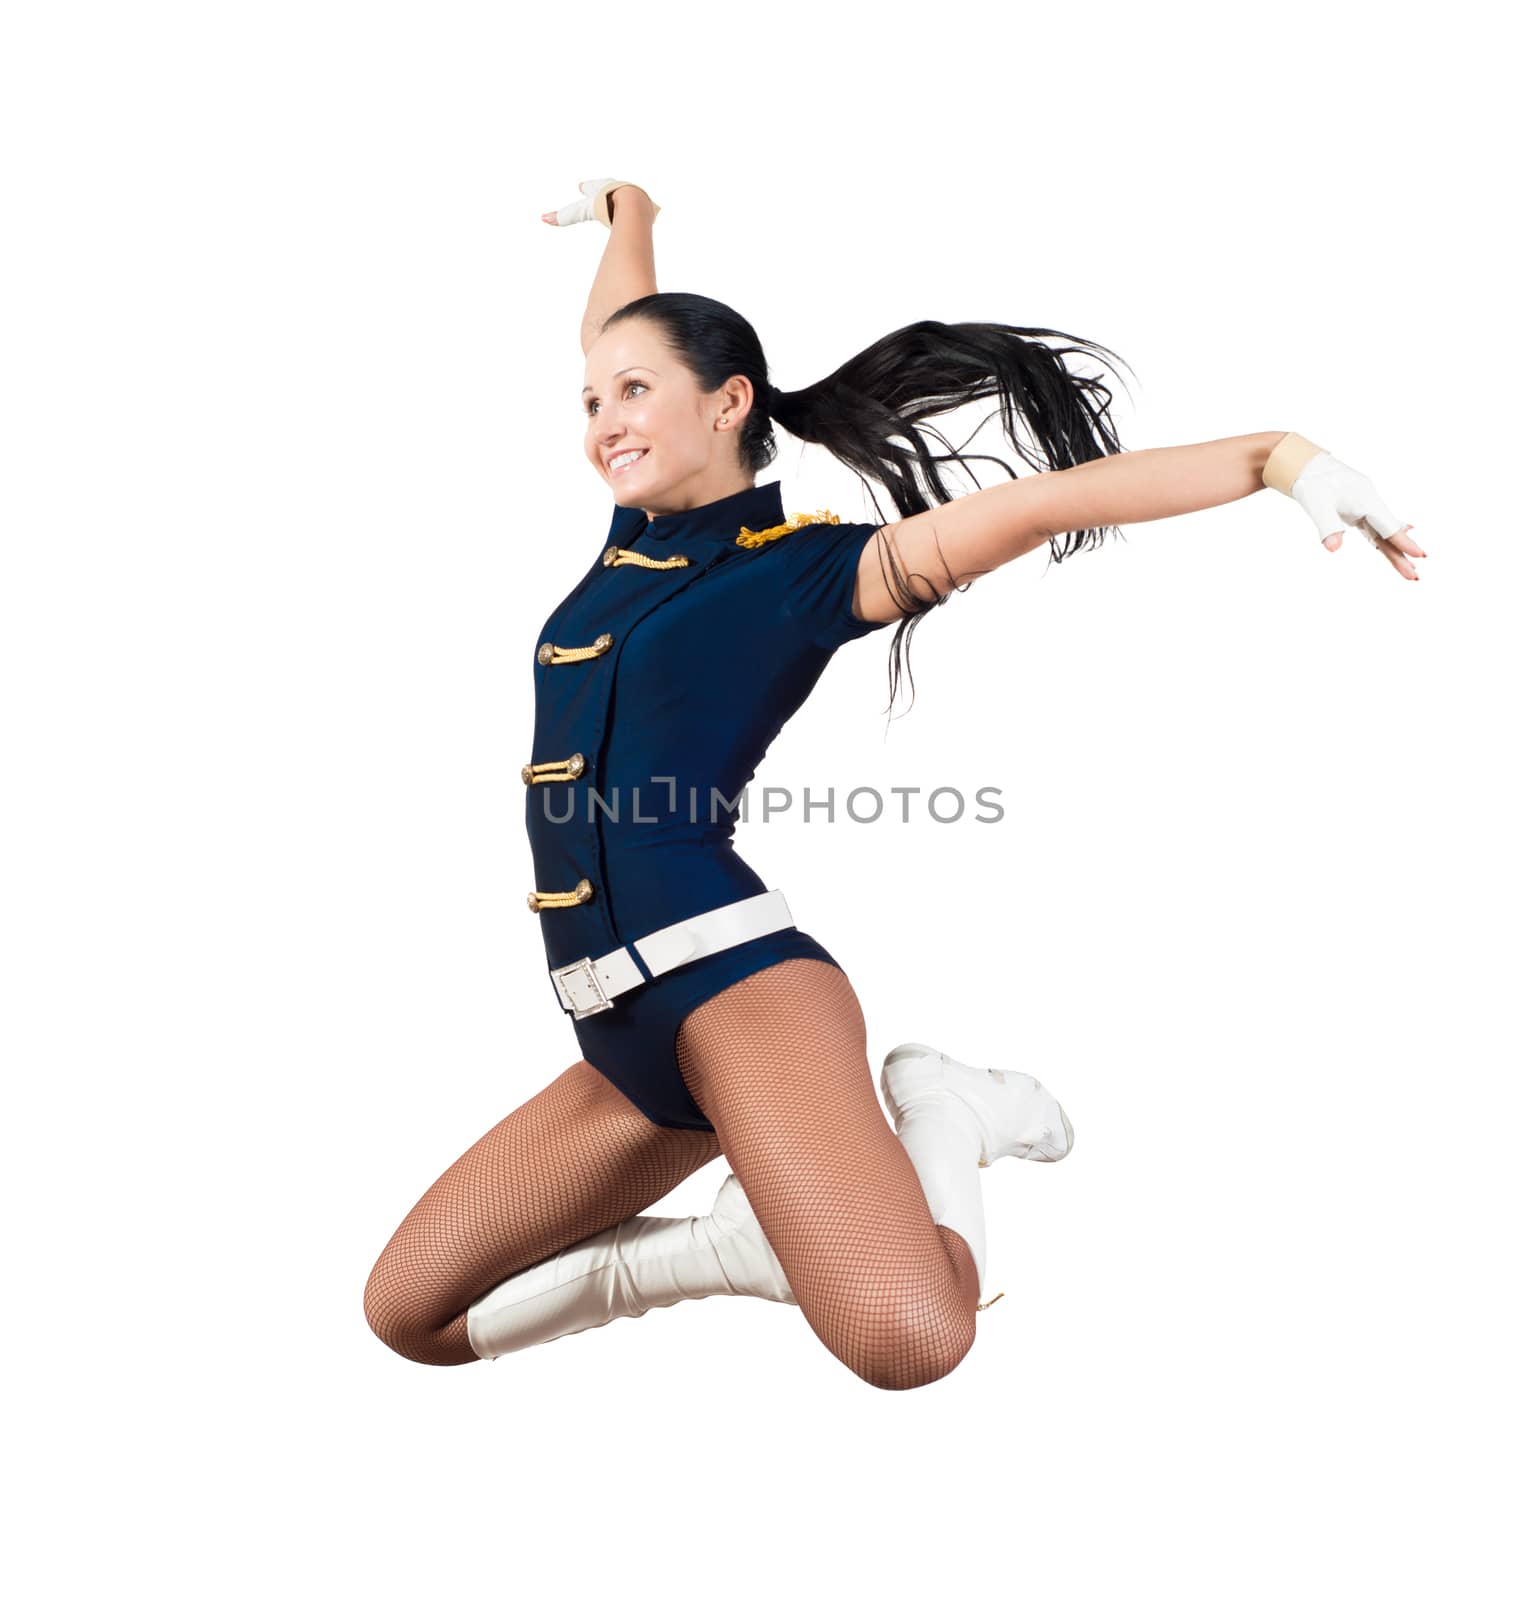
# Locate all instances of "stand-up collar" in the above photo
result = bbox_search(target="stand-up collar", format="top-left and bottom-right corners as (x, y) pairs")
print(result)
(611, 479), (786, 549)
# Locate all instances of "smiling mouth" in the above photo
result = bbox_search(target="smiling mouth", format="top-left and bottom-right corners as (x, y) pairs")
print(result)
(609, 449), (650, 476)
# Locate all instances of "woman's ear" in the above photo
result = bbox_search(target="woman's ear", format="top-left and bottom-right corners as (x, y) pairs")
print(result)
(718, 375), (756, 430)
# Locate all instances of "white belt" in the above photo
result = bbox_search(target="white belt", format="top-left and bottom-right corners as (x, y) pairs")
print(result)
(549, 888), (795, 1019)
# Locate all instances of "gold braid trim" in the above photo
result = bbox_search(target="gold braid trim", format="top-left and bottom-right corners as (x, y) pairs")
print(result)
(527, 878), (594, 912)
(539, 633), (612, 664)
(611, 547), (692, 569)
(522, 752), (585, 786)
(736, 510), (841, 548)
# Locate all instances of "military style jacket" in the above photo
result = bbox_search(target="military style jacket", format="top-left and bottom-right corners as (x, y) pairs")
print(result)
(524, 478), (887, 989)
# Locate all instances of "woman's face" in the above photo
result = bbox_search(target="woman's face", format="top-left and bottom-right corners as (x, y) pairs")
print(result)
(581, 320), (756, 516)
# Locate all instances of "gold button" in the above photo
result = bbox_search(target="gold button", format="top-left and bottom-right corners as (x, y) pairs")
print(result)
(602, 545), (618, 566)
(537, 642), (554, 665)
(526, 891), (539, 912)
(520, 763), (533, 786)
(576, 878), (593, 903)
(595, 632), (613, 651)
(567, 752), (586, 777)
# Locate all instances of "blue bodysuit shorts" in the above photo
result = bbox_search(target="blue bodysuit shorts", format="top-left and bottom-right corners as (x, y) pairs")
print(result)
(524, 478), (889, 1133)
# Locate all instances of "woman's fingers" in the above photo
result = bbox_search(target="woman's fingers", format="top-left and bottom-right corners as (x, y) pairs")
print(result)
(540, 182), (604, 228)
(1322, 520), (1426, 579)
(546, 195), (598, 227)
(1373, 524), (1423, 580)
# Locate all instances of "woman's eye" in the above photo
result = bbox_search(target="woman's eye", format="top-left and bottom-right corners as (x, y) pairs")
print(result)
(586, 380), (647, 417)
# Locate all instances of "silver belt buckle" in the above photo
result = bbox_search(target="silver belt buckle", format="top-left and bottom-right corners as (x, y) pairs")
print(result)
(553, 954), (613, 1019)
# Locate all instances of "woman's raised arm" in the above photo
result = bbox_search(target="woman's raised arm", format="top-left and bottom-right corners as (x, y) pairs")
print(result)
(575, 186), (659, 355)
(851, 431), (1423, 625)
(1017, 432), (1290, 549)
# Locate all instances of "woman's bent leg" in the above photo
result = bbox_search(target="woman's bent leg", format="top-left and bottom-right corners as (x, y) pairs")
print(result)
(674, 960), (980, 1391)
(363, 1059), (720, 1366)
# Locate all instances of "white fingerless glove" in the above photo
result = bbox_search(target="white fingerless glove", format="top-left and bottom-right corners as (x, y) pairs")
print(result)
(544, 177), (661, 231)
(1263, 432), (1410, 549)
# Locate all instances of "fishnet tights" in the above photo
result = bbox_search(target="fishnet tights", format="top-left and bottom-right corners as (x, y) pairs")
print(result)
(675, 959), (980, 1389)
(364, 958), (978, 1387)
(363, 1061), (720, 1366)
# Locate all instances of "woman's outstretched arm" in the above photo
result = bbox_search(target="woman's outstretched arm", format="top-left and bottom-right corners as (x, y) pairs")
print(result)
(853, 430), (1421, 624)
(579, 186), (658, 355)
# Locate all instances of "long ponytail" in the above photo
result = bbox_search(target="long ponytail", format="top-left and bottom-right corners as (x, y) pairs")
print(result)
(604, 296), (1135, 714)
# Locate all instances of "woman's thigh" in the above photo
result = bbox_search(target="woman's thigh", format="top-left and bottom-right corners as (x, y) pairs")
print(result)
(674, 959), (977, 1390)
(364, 1057), (720, 1365)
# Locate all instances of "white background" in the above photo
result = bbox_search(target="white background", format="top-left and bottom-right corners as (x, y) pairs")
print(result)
(4, 3), (1535, 1596)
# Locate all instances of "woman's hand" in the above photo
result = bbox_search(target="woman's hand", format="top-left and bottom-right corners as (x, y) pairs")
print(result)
(1273, 441), (1427, 581)
(540, 178), (658, 229)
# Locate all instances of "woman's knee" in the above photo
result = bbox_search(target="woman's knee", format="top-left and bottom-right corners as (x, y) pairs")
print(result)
(810, 1271), (979, 1390)
(362, 1253), (418, 1360)
(362, 1253), (477, 1368)
(844, 1314), (977, 1391)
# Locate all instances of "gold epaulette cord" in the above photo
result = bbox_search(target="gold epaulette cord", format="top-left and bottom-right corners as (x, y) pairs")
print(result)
(736, 510), (840, 548)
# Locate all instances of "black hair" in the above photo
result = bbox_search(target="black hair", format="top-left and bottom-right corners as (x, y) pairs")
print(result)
(601, 291), (1135, 716)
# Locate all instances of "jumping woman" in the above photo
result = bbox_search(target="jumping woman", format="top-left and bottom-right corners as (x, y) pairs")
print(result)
(363, 176), (1422, 1390)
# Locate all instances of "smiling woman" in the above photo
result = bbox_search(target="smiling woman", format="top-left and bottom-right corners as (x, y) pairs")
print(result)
(362, 176), (1102, 1386)
(363, 173), (1417, 1391)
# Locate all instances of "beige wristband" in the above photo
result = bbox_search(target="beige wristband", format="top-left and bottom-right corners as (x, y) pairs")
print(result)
(593, 183), (662, 231)
(1262, 432), (1327, 494)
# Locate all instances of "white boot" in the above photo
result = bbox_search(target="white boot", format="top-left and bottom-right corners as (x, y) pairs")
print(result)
(880, 1041), (1075, 1310)
(466, 1171), (795, 1361)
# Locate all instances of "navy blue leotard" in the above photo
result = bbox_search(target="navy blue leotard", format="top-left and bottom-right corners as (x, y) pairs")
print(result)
(525, 477), (889, 1131)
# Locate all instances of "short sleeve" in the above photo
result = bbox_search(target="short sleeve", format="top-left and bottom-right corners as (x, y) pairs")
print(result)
(769, 521), (889, 651)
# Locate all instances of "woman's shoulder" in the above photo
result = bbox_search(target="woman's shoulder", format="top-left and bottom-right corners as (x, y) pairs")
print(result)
(738, 513), (880, 564)
(740, 516), (889, 650)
